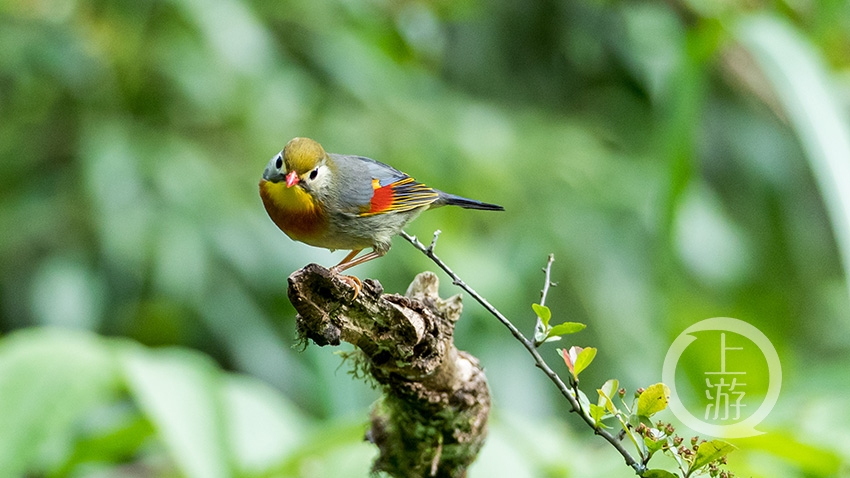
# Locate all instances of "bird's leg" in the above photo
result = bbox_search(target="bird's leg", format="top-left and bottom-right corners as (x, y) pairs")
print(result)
(329, 248), (387, 300)
(332, 249), (386, 273)
(333, 249), (363, 271)
(330, 250), (363, 299)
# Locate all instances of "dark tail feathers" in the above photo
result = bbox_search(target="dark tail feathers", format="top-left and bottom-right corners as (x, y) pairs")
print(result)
(438, 192), (504, 211)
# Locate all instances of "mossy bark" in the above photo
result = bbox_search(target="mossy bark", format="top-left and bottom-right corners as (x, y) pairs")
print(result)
(288, 264), (490, 478)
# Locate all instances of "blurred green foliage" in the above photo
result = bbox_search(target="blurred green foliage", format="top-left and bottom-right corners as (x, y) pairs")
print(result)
(2, 0), (850, 476)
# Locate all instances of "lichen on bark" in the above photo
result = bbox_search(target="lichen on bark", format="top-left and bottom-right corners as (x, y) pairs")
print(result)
(288, 264), (490, 478)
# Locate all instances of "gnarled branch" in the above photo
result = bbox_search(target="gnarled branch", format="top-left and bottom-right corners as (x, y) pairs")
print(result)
(288, 264), (490, 478)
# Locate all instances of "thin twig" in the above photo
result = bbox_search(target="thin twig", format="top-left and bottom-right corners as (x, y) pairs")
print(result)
(400, 231), (646, 475)
(534, 254), (557, 347)
(428, 229), (442, 253)
(540, 253), (556, 307)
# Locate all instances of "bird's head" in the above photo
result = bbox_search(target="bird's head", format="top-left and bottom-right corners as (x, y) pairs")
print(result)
(263, 137), (333, 192)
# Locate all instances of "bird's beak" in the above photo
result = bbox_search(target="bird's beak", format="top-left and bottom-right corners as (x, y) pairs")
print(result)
(285, 171), (300, 188)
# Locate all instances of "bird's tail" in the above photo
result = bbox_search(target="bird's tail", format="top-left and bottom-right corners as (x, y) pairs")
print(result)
(437, 192), (504, 211)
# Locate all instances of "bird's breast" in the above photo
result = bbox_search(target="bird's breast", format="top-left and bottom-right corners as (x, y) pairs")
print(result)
(259, 179), (328, 242)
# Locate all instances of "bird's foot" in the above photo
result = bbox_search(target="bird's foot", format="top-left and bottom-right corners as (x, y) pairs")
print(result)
(342, 275), (362, 300)
(331, 268), (362, 300)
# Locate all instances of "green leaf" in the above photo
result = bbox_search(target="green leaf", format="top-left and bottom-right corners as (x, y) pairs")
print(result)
(597, 379), (619, 413)
(629, 413), (641, 430)
(546, 322), (586, 339)
(573, 347), (597, 377)
(576, 388), (592, 412)
(644, 435), (665, 454)
(737, 16), (850, 304)
(642, 470), (678, 478)
(532, 303), (551, 328)
(121, 345), (233, 478)
(0, 329), (118, 476)
(534, 329), (549, 345)
(588, 403), (607, 427)
(223, 375), (308, 473)
(690, 439), (737, 473)
(56, 414), (155, 474)
(637, 383), (670, 417)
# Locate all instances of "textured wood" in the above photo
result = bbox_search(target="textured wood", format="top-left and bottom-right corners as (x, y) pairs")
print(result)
(288, 264), (490, 478)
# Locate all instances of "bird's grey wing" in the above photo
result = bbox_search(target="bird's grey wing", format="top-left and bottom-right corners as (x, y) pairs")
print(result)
(330, 153), (438, 216)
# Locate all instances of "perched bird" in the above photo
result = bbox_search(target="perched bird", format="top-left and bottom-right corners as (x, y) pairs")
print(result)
(259, 137), (503, 283)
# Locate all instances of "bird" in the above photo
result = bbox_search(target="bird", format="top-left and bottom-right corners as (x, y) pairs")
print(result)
(259, 137), (503, 292)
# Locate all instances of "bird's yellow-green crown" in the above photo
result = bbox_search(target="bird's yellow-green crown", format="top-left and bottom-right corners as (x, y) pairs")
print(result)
(283, 137), (327, 174)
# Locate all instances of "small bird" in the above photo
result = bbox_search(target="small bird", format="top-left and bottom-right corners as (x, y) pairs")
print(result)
(259, 137), (503, 286)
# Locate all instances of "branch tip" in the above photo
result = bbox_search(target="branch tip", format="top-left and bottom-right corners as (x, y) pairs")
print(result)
(427, 229), (442, 253)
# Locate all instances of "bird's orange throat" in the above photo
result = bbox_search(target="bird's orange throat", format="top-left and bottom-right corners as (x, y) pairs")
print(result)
(259, 179), (327, 241)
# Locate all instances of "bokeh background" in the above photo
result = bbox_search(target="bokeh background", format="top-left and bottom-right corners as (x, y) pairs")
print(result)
(2, 0), (850, 476)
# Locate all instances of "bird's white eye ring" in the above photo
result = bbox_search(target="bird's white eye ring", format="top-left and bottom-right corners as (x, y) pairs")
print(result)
(275, 156), (282, 169)
(309, 168), (319, 180)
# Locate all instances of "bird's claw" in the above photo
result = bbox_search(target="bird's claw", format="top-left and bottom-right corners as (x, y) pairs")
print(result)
(339, 274), (362, 300)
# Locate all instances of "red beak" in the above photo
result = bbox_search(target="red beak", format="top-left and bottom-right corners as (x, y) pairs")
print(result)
(285, 171), (300, 188)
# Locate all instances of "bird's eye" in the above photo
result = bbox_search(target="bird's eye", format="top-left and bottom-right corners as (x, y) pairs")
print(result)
(275, 156), (282, 169)
(309, 168), (318, 180)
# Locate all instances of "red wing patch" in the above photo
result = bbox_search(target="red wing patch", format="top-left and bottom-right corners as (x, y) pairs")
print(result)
(370, 179), (395, 214)
(363, 177), (439, 216)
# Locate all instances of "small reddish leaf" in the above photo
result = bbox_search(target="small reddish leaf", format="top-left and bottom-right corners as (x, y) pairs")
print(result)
(558, 348), (575, 376)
